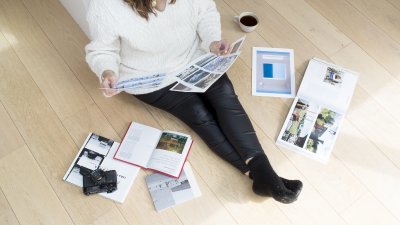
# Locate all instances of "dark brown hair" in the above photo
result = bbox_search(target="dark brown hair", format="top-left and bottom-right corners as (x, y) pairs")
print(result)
(123, 0), (176, 20)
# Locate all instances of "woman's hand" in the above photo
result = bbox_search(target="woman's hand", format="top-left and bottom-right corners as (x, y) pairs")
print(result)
(100, 70), (120, 97)
(209, 40), (231, 56)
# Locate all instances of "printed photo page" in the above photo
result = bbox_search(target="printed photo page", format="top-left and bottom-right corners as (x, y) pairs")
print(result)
(63, 133), (140, 203)
(276, 58), (358, 163)
(145, 163), (201, 212)
(114, 122), (163, 168)
(114, 122), (193, 178)
(147, 131), (192, 178)
(170, 36), (246, 93)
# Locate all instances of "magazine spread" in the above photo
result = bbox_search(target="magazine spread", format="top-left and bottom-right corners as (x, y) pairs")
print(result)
(63, 133), (140, 203)
(146, 163), (201, 212)
(252, 47), (295, 98)
(276, 58), (358, 163)
(170, 36), (246, 93)
(113, 122), (193, 178)
(101, 36), (246, 93)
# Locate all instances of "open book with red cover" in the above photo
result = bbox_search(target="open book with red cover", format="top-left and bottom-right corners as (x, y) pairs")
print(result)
(113, 122), (193, 178)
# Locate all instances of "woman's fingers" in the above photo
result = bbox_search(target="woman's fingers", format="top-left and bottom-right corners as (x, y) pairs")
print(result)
(101, 78), (119, 97)
(100, 70), (120, 97)
(210, 40), (231, 55)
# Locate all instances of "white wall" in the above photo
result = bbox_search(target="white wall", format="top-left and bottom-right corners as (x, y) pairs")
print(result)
(59, 0), (91, 37)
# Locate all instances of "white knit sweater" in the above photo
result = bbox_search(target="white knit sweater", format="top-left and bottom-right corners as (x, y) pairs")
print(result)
(85, 0), (221, 94)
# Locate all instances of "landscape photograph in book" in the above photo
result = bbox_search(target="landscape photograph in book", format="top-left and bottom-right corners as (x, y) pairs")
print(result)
(156, 133), (188, 154)
(305, 108), (343, 153)
(281, 98), (319, 148)
(323, 67), (344, 87)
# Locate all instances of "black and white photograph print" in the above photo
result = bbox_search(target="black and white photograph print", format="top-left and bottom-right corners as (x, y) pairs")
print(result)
(323, 67), (344, 87)
(64, 133), (113, 184)
(170, 83), (194, 92)
(85, 133), (114, 155)
(194, 73), (222, 89)
(195, 54), (218, 67)
(76, 148), (105, 171)
(201, 54), (238, 74)
(229, 36), (245, 54)
(281, 98), (319, 148)
(176, 65), (199, 80)
(183, 69), (210, 84)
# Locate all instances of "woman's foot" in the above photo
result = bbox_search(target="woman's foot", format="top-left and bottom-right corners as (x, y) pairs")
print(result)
(281, 177), (303, 198)
(248, 154), (302, 204)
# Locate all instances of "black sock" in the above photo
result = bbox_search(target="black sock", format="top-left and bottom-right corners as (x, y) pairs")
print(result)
(281, 178), (303, 196)
(248, 154), (302, 204)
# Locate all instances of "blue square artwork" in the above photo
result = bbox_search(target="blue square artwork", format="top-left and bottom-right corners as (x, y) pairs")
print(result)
(263, 64), (273, 78)
(262, 63), (286, 79)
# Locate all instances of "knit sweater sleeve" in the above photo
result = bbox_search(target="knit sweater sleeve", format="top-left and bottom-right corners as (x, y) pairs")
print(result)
(194, 0), (222, 52)
(85, 0), (121, 81)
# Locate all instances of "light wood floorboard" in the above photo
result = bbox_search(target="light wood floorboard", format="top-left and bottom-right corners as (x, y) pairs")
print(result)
(0, 188), (20, 225)
(305, 0), (400, 81)
(346, 0), (400, 45)
(0, 101), (25, 159)
(1, 0), (400, 224)
(0, 146), (74, 225)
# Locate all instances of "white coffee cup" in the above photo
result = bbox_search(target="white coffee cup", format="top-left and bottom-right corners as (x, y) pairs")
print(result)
(234, 12), (259, 33)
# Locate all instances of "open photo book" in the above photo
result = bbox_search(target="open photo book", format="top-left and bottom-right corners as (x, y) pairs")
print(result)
(146, 163), (201, 212)
(63, 133), (140, 203)
(276, 58), (358, 163)
(114, 122), (193, 178)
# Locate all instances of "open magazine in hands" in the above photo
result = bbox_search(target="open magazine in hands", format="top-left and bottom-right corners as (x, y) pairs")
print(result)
(169, 36), (246, 93)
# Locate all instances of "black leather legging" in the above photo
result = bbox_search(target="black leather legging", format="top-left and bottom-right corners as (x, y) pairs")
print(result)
(134, 74), (264, 173)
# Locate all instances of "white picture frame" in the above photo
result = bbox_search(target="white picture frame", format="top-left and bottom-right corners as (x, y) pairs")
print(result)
(252, 47), (296, 98)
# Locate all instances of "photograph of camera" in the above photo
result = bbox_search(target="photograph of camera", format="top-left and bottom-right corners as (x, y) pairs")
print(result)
(81, 168), (118, 195)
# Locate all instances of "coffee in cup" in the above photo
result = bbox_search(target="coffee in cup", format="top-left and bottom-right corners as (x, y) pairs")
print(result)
(234, 12), (259, 33)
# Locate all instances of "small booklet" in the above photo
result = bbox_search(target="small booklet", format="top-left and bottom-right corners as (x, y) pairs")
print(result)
(276, 58), (358, 163)
(252, 47), (295, 98)
(170, 36), (246, 93)
(113, 122), (193, 178)
(63, 133), (140, 203)
(146, 163), (201, 212)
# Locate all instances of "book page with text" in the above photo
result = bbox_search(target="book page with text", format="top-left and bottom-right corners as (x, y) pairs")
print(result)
(114, 122), (162, 167)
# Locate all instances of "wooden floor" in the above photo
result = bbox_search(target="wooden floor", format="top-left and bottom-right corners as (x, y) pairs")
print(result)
(1, 0), (400, 224)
